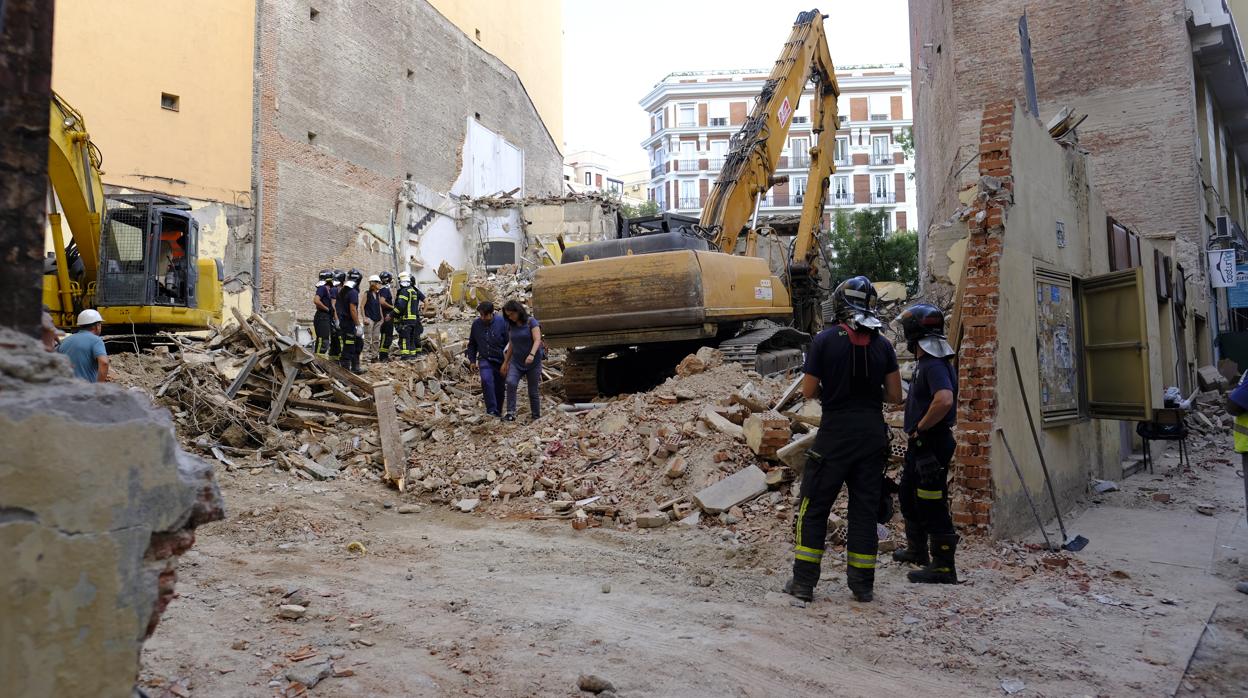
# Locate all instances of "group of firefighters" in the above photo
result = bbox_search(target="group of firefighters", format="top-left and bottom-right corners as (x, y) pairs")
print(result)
(786, 275), (960, 604)
(312, 268), (426, 373)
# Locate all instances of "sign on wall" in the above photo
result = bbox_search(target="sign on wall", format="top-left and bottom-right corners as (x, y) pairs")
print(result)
(1209, 249), (1236, 288)
(1228, 265), (1248, 308)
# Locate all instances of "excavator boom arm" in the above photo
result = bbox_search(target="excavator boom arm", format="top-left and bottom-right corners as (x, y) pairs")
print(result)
(700, 9), (840, 266)
(48, 92), (105, 277)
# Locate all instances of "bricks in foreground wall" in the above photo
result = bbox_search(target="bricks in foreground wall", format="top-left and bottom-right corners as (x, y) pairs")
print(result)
(950, 100), (1015, 533)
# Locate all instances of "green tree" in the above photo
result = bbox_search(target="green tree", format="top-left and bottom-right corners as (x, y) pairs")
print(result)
(619, 199), (659, 219)
(823, 208), (919, 292)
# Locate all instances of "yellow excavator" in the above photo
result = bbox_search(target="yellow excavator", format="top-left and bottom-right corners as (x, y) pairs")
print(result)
(532, 10), (839, 400)
(44, 91), (222, 335)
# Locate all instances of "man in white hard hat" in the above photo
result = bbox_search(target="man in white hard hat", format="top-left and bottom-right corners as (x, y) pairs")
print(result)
(363, 274), (384, 361)
(57, 309), (110, 382)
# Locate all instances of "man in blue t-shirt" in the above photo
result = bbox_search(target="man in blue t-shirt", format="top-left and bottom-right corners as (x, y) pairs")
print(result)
(785, 276), (902, 605)
(466, 301), (509, 417)
(894, 303), (960, 585)
(58, 309), (110, 383)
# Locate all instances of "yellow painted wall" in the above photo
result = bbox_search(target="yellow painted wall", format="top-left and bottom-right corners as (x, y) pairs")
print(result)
(51, 0), (255, 204)
(989, 108), (1167, 537)
(426, 0), (563, 149)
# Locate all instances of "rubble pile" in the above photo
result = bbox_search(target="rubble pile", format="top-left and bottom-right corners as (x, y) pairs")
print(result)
(419, 266), (535, 324)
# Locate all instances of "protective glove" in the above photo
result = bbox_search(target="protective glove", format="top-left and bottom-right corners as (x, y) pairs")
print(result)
(356, 325), (365, 337)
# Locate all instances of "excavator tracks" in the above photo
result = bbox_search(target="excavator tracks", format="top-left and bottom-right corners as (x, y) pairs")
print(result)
(718, 325), (810, 376)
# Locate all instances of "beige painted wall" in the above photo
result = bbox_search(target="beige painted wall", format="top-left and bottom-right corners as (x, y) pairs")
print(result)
(989, 110), (1167, 536)
(426, 0), (563, 149)
(51, 0), (255, 204)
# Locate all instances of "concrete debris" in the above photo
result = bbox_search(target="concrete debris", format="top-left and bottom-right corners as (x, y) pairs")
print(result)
(285, 661), (334, 689)
(278, 604), (307, 620)
(636, 512), (670, 528)
(456, 498), (481, 513)
(743, 411), (791, 459)
(577, 674), (617, 693)
(1197, 365), (1227, 392)
(1092, 479), (1119, 494)
(693, 465), (768, 514)
(397, 503), (422, 514)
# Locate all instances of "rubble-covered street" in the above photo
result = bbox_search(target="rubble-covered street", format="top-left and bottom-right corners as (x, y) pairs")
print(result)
(94, 277), (1248, 696)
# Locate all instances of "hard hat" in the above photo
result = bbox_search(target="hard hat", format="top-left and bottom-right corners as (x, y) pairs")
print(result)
(77, 309), (103, 326)
(379, 271), (393, 284)
(897, 303), (946, 343)
(831, 276), (879, 322)
(398, 271), (412, 281)
(333, 269), (346, 285)
(318, 269), (333, 281)
(368, 274), (381, 283)
(347, 268), (363, 283)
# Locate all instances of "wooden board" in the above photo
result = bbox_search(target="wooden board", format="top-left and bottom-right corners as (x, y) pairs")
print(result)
(231, 306), (267, 350)
(267, 358), (300, 424)
(373, 381), (407, 488)
(287, 396), (376, 416)
(225, 352), (264, 399)
(294, 344), (375, 393)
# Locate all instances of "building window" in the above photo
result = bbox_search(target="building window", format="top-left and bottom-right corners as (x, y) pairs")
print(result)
(679, 179), (698, 209)
(710, 117), (728, 126)
(789, 137), (810, 167)
(585, 172), (593, 186)
(652, 110), (664, 132)
(160, 93), (180, 111)
(872, 174), (893, 203)
(833, 176), (850, 203)
(708, 99), (729, 127)
(792, 176), (808, 204)
(678, 140), (697, 170)
(678, 103), (696, 127)
(792, 115), (809, 125)
(882, 213), (892, 234)
(872, 135), (891, 164)
(834, 137), (849, 164)
(869, 93), (890, 121)
(838, 114), (849, 127)
(709, 140), (728, 170)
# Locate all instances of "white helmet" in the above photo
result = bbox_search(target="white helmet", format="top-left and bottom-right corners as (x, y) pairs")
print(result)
(368, 274), (381, 283)
(77, 309), (103, 326)
(398, 271), (412, 286)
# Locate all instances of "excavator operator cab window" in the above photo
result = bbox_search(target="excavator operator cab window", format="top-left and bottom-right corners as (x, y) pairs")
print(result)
(155, 215), (189, 306)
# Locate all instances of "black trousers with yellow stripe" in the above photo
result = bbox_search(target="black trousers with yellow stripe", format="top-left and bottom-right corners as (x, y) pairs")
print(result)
(793, 413), (889, 589)
(899, 428), (956, 538)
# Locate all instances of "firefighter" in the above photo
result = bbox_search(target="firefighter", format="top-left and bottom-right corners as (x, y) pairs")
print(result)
(377, 271), (396, 362)
(784, 276), (902, 604)
(893, 303), (960, 584)
(393, 272), (426, 360)
(337, 269), (367, 374)
(1225, 372), (1248, 596)
(313, 269), (334, 357)
(328, 269), (345, 361)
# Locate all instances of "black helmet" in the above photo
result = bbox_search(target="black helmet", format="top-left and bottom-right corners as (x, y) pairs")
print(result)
(318, 269), (333, 281)
(333, 269), (346, 284)
(831, 275), (878, 321)
(379, 271), (393, 284)
(897, 303), (946, 344)
(347, 268), (364, 283)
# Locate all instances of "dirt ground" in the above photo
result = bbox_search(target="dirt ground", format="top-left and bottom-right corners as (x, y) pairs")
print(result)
(139, 434), (1248, 697)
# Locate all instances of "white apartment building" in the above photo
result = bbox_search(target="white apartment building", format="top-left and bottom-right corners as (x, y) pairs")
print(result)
(638, 65), (915, 233)
(564, 150), (624, 196)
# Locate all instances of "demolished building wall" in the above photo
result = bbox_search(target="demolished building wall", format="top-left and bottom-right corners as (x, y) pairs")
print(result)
(908, 0), (1205, 310)
(256, 0), (563, 317)
(954, 102), (1176, 537)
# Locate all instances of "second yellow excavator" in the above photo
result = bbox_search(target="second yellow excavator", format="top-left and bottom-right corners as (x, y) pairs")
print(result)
(45, 91), (222, 335)
(532, 9), (840, 400)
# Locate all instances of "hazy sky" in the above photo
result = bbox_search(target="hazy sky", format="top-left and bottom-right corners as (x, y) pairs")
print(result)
(562, 0), (912, 174)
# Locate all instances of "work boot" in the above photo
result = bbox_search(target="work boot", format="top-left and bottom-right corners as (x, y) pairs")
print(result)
(846, 566), (874, 603)
(908, 533), (959, 585)
(892, 520), (929, 566)
(782, 577), (814, 603)
(352, 357), (368, 375)
(503, 413), (516, 422)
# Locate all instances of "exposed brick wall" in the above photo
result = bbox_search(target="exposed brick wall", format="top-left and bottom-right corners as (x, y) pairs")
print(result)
(950, 100), (1014, 533)
(910, 0), (1201, 300)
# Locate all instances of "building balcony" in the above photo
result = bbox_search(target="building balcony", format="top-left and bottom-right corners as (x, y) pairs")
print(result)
(650, 165), (664, 179)
(871, 192), (896, 204)
(678, 196), (702, 209)
(834, 158), (850, 167)
(782, 153), (812, 169)
(676, 159), (699, 172)
(831, 193), (853, 205)
(871, 153), (894, 166)
(708, 157), (726, 171)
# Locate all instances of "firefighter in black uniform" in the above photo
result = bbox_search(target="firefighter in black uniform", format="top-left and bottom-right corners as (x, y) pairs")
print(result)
(893, 303), (960, 584)
(328, 269), (345, 361)
(785, 276), (903, 604)
(377, 271), (396, 361)
(393, 271), (425, 360)
(313, 269), (334, 357)
(337, 269), (366, 374)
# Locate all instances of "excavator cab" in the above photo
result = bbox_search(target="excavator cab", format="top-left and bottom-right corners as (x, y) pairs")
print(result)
(97, 195), (198, 310)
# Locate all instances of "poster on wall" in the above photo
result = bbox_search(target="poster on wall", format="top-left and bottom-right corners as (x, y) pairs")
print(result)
(1035, 275), (1079, 419)
(1209, 249), (1236, 288)
(1228, 265), (1248, 308)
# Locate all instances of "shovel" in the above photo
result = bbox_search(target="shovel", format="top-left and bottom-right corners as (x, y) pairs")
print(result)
(1010, 347), (1090, 552)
